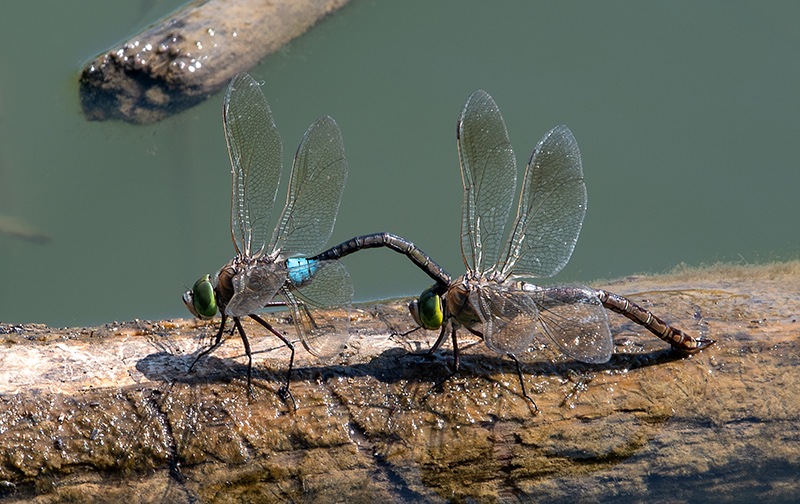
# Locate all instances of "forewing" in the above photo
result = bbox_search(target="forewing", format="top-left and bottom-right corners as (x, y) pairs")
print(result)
(498, 125), (586, 279)
(270, 116), (347, 257)
(532, 285), (613, 363)
(225, 262), (286, 317)
(224, 73), (282, 257)
(472, 284), (538, 355)
(287, 259), (353, 359)
(457, 90), (517, 275)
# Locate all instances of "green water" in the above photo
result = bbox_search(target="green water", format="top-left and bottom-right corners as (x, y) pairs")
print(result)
(0, 0), (798, 327)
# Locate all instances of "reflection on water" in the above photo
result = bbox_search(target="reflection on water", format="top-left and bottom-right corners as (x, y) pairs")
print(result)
(0, 214), (51, 244)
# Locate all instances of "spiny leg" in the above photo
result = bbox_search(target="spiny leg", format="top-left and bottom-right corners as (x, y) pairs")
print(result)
(389, 325), (427, 355)
(427, 322), (451, 356)
(392, 325), (423, 338)
(596, 289), (715, 354)
(232, 317), (254, 396)
(506, 353), (540, 414)
(188, 312), (229, 374)
(249, 313), (297, 410)
(451, 324), (463, 372)
(425, 324), (462, 397)
(398, 321), (446, 360)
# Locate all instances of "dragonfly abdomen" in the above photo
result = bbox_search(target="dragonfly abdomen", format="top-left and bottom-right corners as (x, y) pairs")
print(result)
(313, 232), (451, 285)
(595, 289), (714, 354)
(286, 257), (321, 286)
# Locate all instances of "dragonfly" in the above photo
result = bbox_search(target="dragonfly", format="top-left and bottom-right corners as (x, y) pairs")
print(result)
(182, 73), (352, 402)
(393, 90), (714, 410)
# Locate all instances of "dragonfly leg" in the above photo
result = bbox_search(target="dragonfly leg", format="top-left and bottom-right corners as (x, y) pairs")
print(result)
(391, 325), (423, 338)
(424, 322), (461, 372)
(232, 317), (255, 397)
(428, 322), (450, 355)
(249, 314), (297, 410)
(596, 289), (715, 354)
(419, 325), (460, 400)
(451, 325), (462, 372)
(188, 312), (229, 374)
(507, 353), (539, 414)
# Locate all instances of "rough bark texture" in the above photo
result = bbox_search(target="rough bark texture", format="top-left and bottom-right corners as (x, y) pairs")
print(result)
(1, 262), (798, 502)
(79, 0), (351, 124)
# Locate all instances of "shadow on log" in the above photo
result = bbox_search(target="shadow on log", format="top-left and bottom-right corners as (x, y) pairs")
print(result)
(79, 0), (351, 124)
(1, 262), (798, 502)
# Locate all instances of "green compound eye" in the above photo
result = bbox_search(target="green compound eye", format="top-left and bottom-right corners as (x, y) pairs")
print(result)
(187, 274), (217, 319)
(409, 285), (443, 330)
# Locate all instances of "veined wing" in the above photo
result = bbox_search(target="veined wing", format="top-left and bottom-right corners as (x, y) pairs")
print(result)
(284, 259), (353, 359)
(225, 260), (287, 317)
(224, 73), (282, 258)
(287, 258), (353, 307)
(526, 284), (613, 364)
(269, 116), (347, 258)
(470, 283), (538, 355)
(457, 90), (517, 276)
(497, 125), (586, 280)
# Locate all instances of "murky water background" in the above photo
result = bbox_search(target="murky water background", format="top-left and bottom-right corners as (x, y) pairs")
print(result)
(0, 0), (798, 326)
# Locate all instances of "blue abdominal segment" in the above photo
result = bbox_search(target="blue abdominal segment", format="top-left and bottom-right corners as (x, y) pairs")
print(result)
(287, 258), (321, 286)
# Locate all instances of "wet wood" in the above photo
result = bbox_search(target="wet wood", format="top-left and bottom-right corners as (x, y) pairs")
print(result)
(1, 262), (798, 502)
(79, 0), (351, 124)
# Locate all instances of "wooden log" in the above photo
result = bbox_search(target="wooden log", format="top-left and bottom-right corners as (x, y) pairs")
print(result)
(79, 0), (351, 124)
(1, 262), (798, 502)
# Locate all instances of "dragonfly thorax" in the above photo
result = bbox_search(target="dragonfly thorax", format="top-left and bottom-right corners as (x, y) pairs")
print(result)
(445, 275), (488, 330)
(213, 258), (241, 310)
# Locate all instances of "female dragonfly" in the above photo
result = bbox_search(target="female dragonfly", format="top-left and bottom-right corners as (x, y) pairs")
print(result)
(393, 90), (714, 410)
(182, 73), (352, 402)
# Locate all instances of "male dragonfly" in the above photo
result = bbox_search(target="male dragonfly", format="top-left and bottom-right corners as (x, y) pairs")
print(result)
(183, 73), (351, 402)
(394, 90), (714, 410)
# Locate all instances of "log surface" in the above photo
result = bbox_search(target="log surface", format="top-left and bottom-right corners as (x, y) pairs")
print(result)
(79, 0), (351, 124)
(1, 262), (798, 502)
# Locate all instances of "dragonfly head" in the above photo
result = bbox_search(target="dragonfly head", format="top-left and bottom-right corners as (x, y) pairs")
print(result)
(183, 274), (218, 320)
(408, 284), (444, 330)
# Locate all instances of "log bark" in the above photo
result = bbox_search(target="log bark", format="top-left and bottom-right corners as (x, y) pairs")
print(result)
(79, 0), (351, 124)
(1, 262), (798, 502)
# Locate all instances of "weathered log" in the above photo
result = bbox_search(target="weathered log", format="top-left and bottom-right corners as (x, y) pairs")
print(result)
(79, 0), (351, 124)
(1, 262), (798, 502)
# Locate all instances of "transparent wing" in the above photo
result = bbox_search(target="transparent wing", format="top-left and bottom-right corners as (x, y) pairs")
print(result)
(457, 90), (517, 275)
(284, 260), (353, 359)
(527, 285), (613, 364)
(224, 73), (282, 258)
(224, 261), (287, 317)
(470, 283), (539, 355)
(497, 125), (586, 280)
(269, 116), (347, 257)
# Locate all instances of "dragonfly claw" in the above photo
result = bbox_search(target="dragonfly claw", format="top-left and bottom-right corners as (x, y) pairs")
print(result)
(278, 385), (297, 411)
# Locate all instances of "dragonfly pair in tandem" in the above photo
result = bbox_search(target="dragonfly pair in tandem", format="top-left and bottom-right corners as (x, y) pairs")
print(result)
(183, 75), (713, 408)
